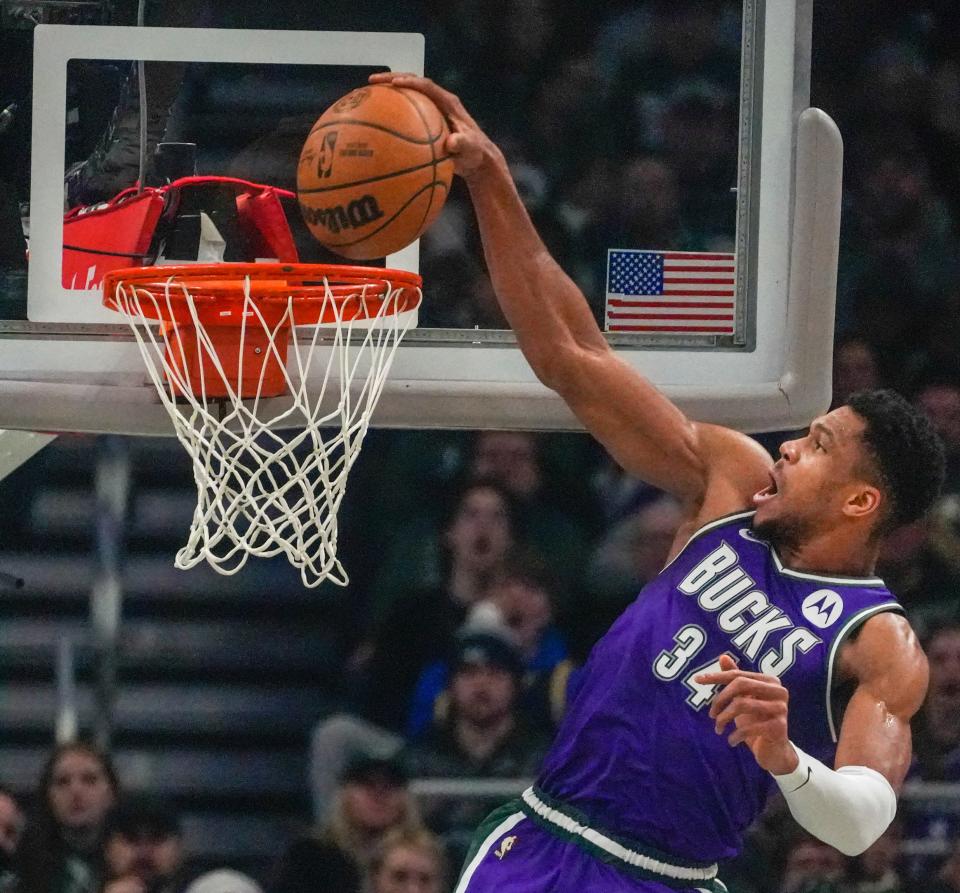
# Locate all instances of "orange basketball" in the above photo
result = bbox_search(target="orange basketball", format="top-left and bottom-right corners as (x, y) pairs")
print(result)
(297, 84), (454, 260)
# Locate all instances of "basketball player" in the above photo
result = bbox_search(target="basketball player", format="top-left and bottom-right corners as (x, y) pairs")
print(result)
(369, 74), (946, 893)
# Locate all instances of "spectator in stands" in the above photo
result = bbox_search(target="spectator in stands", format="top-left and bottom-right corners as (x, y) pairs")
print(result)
(912, 622), (960, 780)
(837, 139), (960, 371)
(183, 868), (263, 893)
(101, 796), (185, 893)
(407, 550), (569, 738)
(366, 828), (446, 893)
(831, 336), (884, 409)
(355, 478), (518, 731)
(275, 755), (422, 893)
(876, 514), (960, 630)
(902, 623), (960, 880)
(575, 491), (685, 660)
(850, 825), (905, 892)
(585, 491), (685, 606)
(0, 786), (24, 893)
(466, 431), (598, 597)
(100, 795), (263, 893)
(181, 871), (262, 893)
(658, 79), (738, 240)
(402, 631), (551, 867)
(930, 838), (960, 893)
(16, 741), (119, 893)
(777, 834), (848, 892)
(911, 381), (960, 629)
(917, 380), (960, 495)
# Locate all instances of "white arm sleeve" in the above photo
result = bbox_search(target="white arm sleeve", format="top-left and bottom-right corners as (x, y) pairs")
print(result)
(772, 743), (898, 856)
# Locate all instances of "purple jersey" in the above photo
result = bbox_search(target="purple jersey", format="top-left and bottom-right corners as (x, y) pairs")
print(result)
(537, 511), (901, 864)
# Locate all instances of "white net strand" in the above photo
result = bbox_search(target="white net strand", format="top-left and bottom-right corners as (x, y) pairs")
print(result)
(112, 272), (419, 587)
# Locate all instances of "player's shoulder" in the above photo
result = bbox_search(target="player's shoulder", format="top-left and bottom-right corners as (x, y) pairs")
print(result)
(666, 507), (757, 568)
(837, 611), (928, 713)
(687, 423), (773, 521)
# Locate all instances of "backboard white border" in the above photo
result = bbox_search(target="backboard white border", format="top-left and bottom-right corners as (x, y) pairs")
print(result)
(2, 0), (842, 436)
(27, 25), (424, 324)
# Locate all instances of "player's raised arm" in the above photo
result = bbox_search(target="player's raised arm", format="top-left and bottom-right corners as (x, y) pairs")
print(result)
(370, 73), (771, 511)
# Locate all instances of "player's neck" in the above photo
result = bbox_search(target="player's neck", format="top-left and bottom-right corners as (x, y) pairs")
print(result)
(775, 526), (880, 579)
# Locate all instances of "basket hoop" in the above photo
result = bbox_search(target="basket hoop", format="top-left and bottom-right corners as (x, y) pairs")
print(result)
(102, 262), (422, 587)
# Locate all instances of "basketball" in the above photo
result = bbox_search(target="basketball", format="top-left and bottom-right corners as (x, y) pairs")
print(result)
(296, 84), (454, 260)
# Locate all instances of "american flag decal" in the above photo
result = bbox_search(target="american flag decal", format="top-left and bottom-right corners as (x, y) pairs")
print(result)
(605, 249), (736, 334)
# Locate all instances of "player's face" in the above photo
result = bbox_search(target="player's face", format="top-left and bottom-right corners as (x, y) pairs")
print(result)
(753, 406), (875, 549)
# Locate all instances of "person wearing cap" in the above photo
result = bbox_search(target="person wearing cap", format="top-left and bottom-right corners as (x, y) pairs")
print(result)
(401, 631), (551, 866)
(310, 479), (520, 821)
(406, 552), (571, 739)
(271, 754), (424, 893)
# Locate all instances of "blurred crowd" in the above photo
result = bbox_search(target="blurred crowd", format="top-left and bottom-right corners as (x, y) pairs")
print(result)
(3, 0), (960, 891)
(3, 418), (960, 893)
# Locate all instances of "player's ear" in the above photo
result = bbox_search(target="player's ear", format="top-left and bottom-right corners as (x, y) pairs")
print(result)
(843, 483), (882, 521)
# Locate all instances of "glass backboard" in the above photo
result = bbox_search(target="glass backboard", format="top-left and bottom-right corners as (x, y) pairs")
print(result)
(0, 0), (842, 435)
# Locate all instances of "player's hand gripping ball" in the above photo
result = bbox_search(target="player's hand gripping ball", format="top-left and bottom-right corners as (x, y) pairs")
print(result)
(297, 84), (454, 260)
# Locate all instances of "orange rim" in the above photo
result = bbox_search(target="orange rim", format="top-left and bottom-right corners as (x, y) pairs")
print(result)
(103, 263), (422, 326)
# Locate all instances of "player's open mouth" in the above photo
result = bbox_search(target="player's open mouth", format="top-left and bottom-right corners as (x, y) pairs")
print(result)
(753, 473), (779, 506)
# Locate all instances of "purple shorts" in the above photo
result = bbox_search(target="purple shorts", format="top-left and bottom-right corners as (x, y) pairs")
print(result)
(454, 801), (726, 893)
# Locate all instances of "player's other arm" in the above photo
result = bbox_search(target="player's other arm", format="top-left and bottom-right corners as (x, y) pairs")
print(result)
(833, 612), (928, 791)
(777, 612), (926, 856)
(700, 614), (926, 856)
(369, 73), (771, 512)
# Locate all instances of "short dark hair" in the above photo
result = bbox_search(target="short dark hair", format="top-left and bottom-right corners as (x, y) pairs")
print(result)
(103, 795), (182, 840)
(847, 389), (946, 531)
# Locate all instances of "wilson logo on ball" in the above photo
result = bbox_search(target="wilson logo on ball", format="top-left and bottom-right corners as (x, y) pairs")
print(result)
(300, 195), (385, 234)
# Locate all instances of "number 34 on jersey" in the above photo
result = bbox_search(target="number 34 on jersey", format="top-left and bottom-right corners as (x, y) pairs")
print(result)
(652, 542), (826, 710)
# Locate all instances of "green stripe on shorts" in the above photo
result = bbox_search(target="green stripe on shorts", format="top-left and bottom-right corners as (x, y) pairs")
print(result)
(455, 799), (526, 887)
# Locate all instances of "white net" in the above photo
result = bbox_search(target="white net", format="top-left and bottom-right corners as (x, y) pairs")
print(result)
(109, 269), (420, 588)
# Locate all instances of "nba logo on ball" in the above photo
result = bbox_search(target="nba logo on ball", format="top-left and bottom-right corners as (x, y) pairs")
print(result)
(318, 132), (338, 178)
(801, 590), (844, 628)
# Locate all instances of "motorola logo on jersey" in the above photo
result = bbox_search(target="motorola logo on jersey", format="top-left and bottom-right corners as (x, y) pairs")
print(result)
(801, 589), (844, 628)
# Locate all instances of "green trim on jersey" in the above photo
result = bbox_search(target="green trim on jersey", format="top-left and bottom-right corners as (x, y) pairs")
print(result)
(825, 602), (905, 742)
